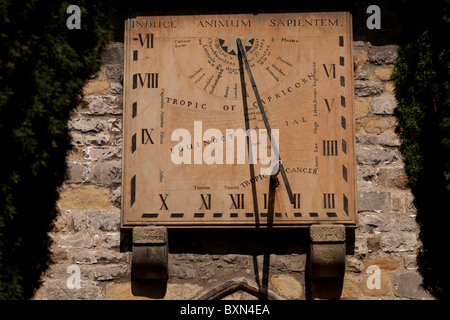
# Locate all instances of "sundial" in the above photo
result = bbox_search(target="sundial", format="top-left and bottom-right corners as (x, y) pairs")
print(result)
(121, 12), (357, 229)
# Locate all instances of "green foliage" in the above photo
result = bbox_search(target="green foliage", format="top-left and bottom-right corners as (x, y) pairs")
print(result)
(392, 0), (450, 300)
(0, 0), (113, 299)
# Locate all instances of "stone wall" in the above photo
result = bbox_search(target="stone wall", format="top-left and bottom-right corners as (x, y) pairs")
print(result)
(33, 40), (433, 300)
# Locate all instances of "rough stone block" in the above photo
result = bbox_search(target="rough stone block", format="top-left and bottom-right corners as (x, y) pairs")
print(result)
(364, 117), (396, 134)
(370, 97), (397, 115)
(91, 161), (122, 186)
(368, 45), (398, 65)
(358, 191), (389, 212)
(69, 118), (106, 133)
(93, 264), (128, 281)
(67, 162), (90, 184)
(310, 224), (345, 242)
(271, 275), (303, 299)
(395, 273), (432, 299)
(376, 167), (408, 189)
(133, 226), (167, 245)
(359, 214), (395, 233)
(57, 232), (93, 249)
(374, 66), (394, 81)
(58, 185), (114, 210)
(355, 98), (370, 119)
(355, 80), (383, 97)
(356, 147), (399, 165)
(43, 279), (103, 300)
(381, 233), (417, 252)
(83, 80), (110, 95)
(82, 147), (121, 161)
(102, 43), (124, 64)
(378, 132), (401, 147)
(82, 94), (122, 115)
(363, 257), (399, 270)
(87, 211), (120, 231)
(71, 249), (123, 264)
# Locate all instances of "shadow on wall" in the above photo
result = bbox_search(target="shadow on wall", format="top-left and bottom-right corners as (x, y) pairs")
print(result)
(122, 229), (355, 300)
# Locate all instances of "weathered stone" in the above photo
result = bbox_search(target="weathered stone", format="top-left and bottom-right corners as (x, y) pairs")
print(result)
(364, 117), (396, 134)
(72, 212), (87, 231)
(69, 118), (107, 133)
(374, 66), (394, 81)
(354, 235), (368, 258)
(105, 282), (148, 300)
(108, 118), (122, 133)
(355, 99), (370, 119)
(91, 161), (122, 186)
(45, 264), (90, 279)
(66, 162), (90, 184)
(404, 254), (418, 270)
(170, 264), (198, 279)
(102, 43), (124, 64)
(357, 167), (375, 188)
(111, 186), (121, 207)
(355, 68), (370, 80)
(340, 276), (360, 299)
(82, 146), (121, 161)
(363, 257), (399, 270)
(355, 80), (383, 97)
(378, 132), (401, 147)
(272, 254), (306, 272)
(398, 216), (419, 232)
(376, 167), (408, 189)
(93, 264), (128, 281)
(370, 97), (397, 115)
(81, 94), (122, 115)
(395, 273), (432, 299)
(58, 232), (93, 249)
(271, 275), (303, 300)
(71, 249), (123, 265)
(368, 45), (398, 65)
(87, 211), (120, 231)
(346, 257), (363, 273)
(356, 134), (378, 145)
(133, 226), (167, 244)
(105, 65), (123, 82)
(353, 47), (368, 71)
(358, 191), (389, 212)
(367, 235), (381, 253)
(102, 232), (120, 249)
(43, 279), (103, 300)
(164, 283), (205, 300)
(356, 147), (399, 165)
(58, 185), (114, 210)
(359, 214), (395, 233)
(381, 233), (417, 252)
(83, 80), (110, 95)
(310, 224), (345, 242)
(108, 82), (123, 94)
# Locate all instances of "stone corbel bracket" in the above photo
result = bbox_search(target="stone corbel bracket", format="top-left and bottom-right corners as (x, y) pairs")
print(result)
(308, 224), (346, 279)
(132, 226), (168, 281)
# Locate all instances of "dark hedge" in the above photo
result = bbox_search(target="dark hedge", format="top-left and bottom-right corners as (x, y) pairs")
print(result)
(0, 0), (113, 299)
(392, 0), (450, 300)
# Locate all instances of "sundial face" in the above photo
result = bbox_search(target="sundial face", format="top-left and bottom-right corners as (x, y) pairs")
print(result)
(121, 12), (357, 228)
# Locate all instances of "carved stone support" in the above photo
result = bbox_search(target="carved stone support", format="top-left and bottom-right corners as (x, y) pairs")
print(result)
(132, 226), (168, 281)
(308, 224), (346, 279)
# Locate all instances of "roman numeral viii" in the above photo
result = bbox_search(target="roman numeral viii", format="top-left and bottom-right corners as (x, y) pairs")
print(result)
(133, 73), (158, 89)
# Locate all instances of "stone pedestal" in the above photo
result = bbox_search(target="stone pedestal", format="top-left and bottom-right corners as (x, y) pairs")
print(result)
(308, 224), (346, 279)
